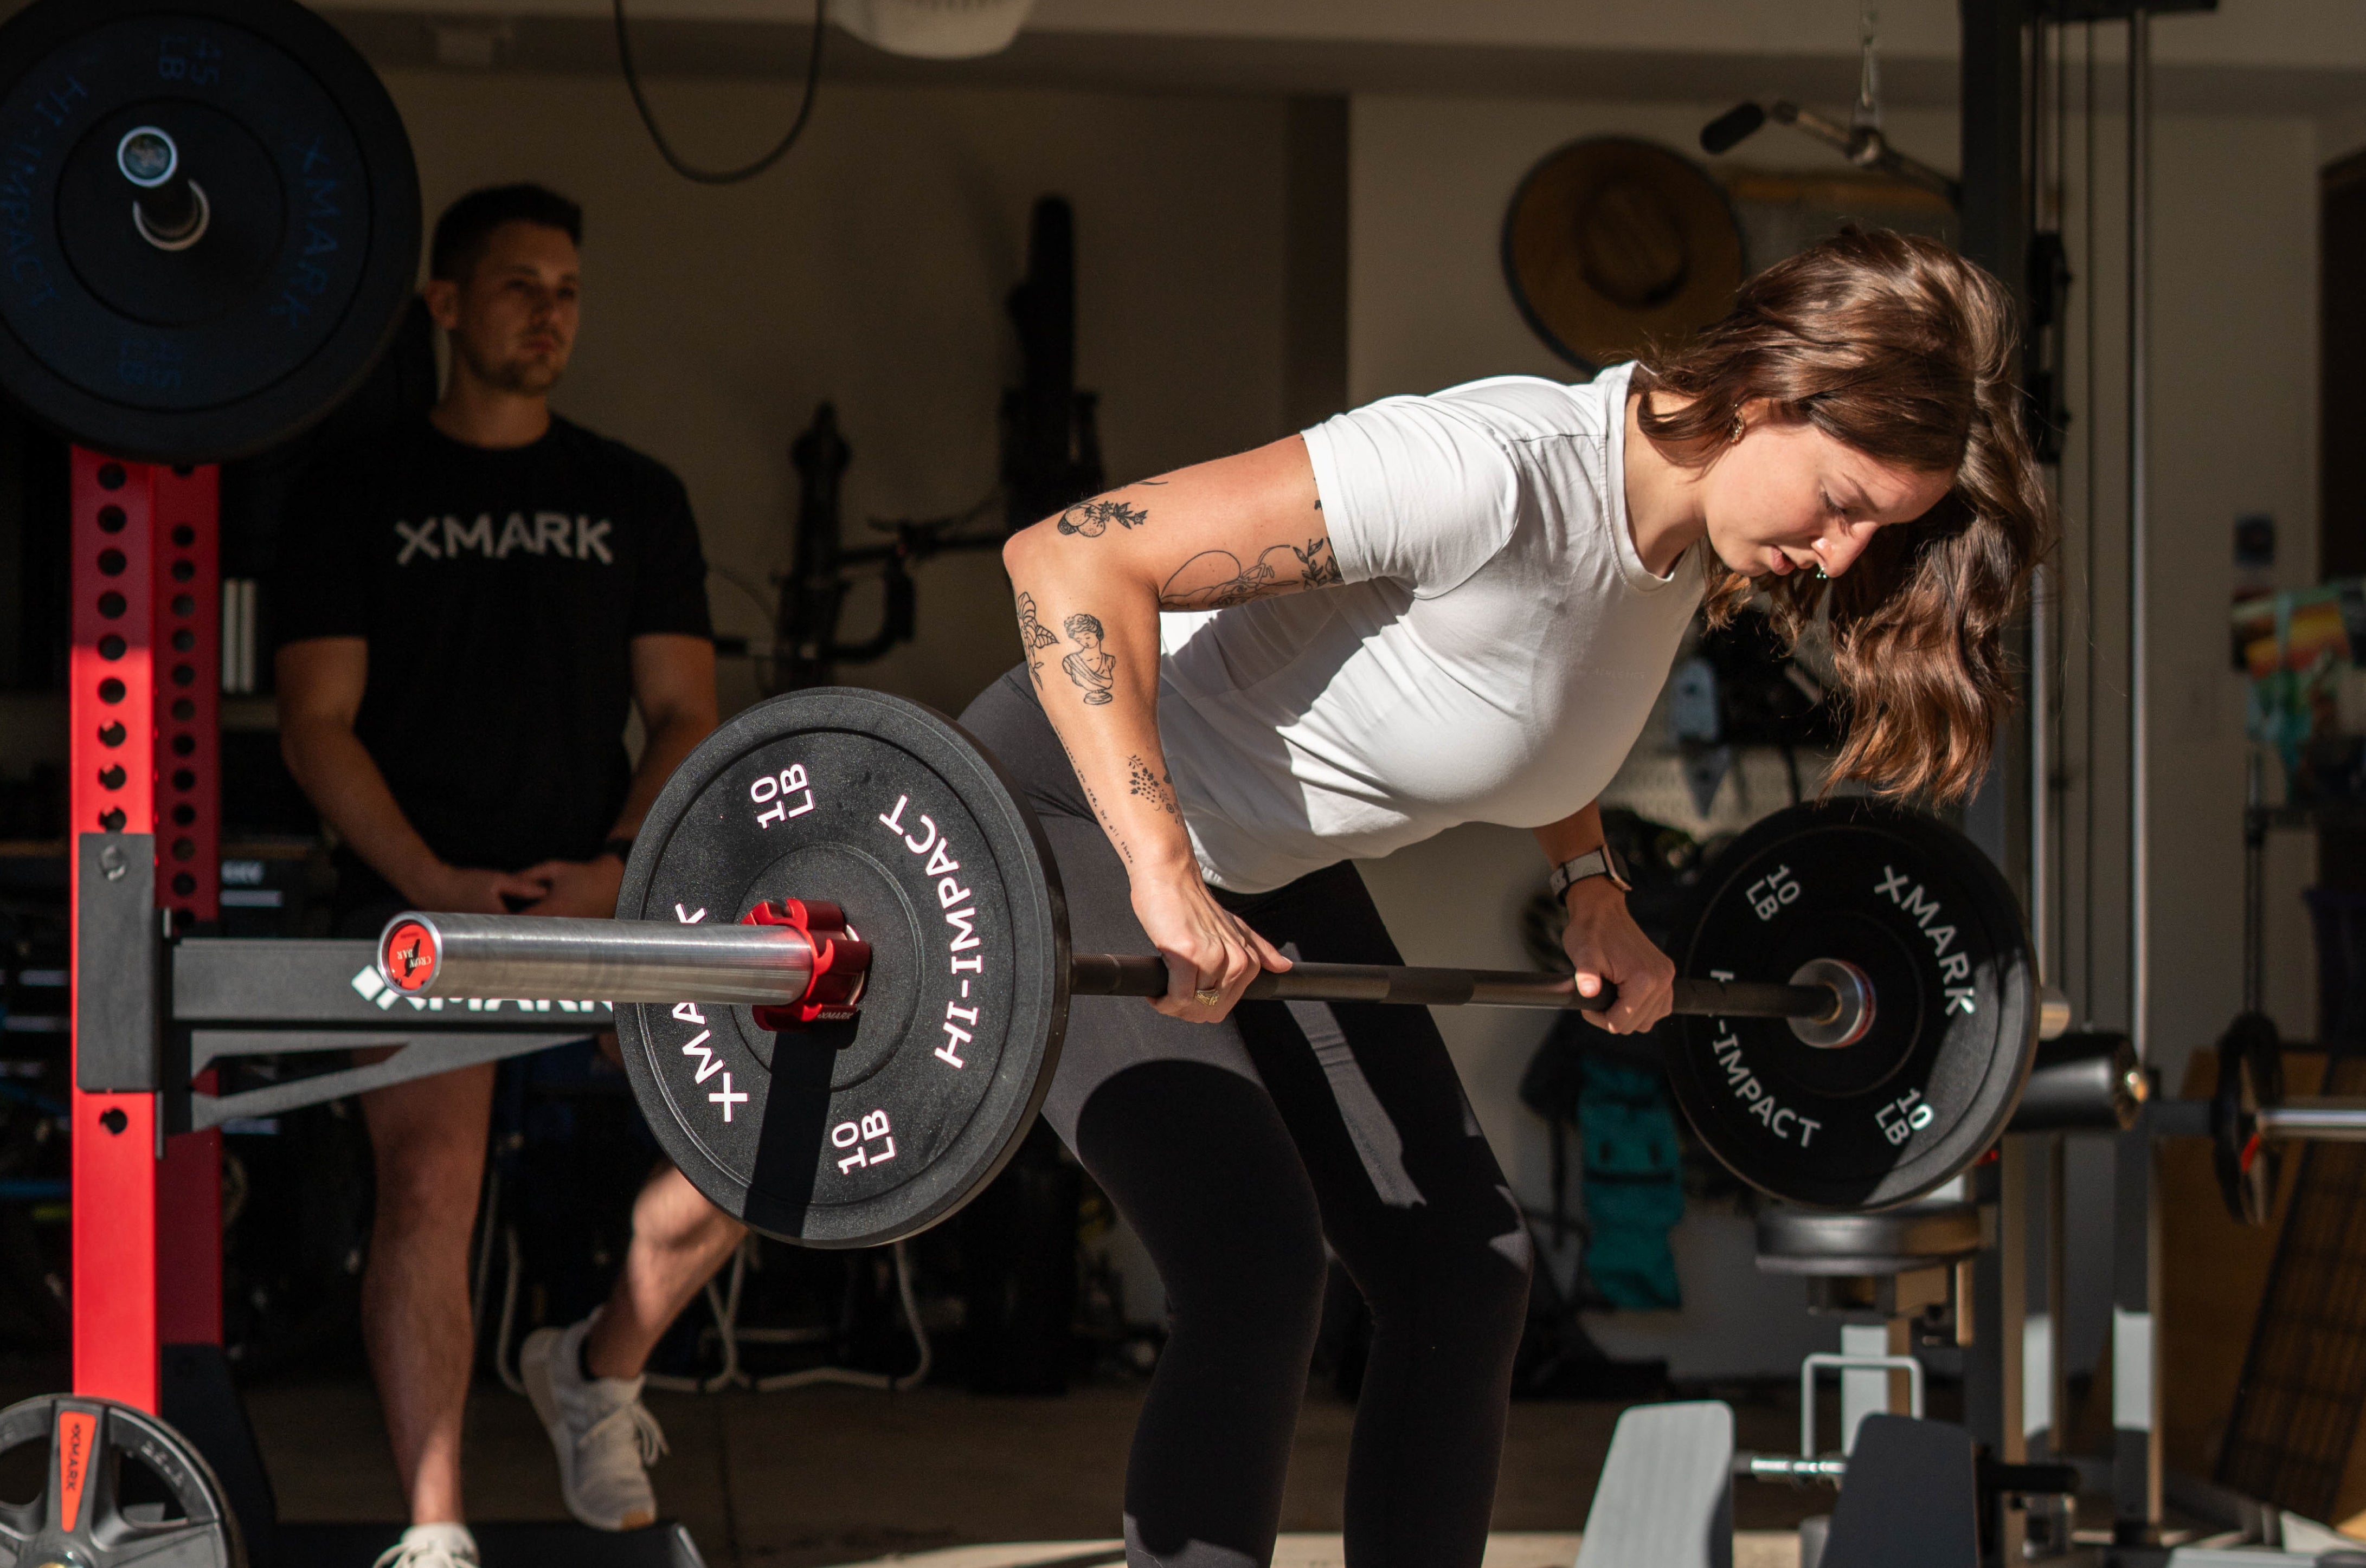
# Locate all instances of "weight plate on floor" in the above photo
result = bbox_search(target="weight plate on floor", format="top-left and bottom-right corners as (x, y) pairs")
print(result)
(0, 0), (421, 463)
(0, 1393), (243, 1565)
(1667, 801), (2037, 1210)
(616, 687), (1069, 1248)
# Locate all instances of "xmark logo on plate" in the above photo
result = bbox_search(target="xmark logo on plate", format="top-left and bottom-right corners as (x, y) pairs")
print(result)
(1873, 864), (1978, 1016)
(55, 1409), (95, 1532)
(393, 512), (615, 566)
(348, 964), (600, 1014)
(668, 896), (749, 1124)
(878, 795), (987, 1069)
(670, 1002), (747, 1122)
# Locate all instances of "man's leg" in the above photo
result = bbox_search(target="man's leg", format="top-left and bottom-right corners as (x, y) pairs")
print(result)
(584, 1163), (746, 1380)
(358, 1063), (498, 1527)
(522, 1161), (744, 1532)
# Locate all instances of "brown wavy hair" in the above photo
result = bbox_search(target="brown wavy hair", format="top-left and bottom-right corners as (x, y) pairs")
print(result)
(1634, 228), (2052, 802)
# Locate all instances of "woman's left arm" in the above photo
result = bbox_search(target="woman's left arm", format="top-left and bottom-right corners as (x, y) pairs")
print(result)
(1533, 803), (1676, 1034)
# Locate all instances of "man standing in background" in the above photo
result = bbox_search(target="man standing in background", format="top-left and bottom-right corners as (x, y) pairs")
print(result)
(275, 184), (745, 1567)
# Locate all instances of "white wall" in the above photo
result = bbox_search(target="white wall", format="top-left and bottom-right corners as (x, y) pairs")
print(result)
(381, 68), (1291, 722)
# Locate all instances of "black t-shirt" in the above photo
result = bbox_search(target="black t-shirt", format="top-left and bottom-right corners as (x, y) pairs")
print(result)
(274, 415), (711, 905)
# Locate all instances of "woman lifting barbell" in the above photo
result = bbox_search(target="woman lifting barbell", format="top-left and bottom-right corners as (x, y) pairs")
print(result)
(964, 228), (2050, 1568)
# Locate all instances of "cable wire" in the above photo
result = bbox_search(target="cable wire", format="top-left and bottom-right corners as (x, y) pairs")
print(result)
(613, 0), (827, 185)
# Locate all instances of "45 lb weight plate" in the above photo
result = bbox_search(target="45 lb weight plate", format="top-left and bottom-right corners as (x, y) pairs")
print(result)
(0, 0), (421, 463)
(616, 689), (1068, 1248)
(1669, 801), (2038, 1210)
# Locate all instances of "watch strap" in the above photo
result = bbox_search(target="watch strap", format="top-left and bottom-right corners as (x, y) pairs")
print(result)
(1550, 845), (1630, 899)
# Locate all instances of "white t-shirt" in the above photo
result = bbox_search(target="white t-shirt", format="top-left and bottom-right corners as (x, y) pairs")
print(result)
(1156, 362), (1702, 893)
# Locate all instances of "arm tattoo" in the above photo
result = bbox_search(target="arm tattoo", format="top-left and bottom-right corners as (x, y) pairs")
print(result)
(1060, 612), (1116, 705)
(1298, 537), (1342, 589)
(1159, 537), (1341, 611)
(1056, 496), (1150, 538)
(1045, 726), (1131, 865)
(1127, 754), (1180, 817)
(1014, 592), (1059, 689)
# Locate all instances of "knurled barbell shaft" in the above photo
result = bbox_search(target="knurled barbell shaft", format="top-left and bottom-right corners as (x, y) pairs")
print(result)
(383, 913), (1841, 1023)
(1070, 953), (1833, 1018)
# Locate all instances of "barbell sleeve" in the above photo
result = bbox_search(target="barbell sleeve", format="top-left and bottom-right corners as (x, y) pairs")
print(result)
(380, 913), (818, 1006)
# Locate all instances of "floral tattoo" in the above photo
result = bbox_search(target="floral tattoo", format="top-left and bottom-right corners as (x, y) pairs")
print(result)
(1056, 497), (1150, 538)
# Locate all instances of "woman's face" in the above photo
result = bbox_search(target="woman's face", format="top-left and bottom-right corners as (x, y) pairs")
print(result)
(1695, 406), (1956, 582)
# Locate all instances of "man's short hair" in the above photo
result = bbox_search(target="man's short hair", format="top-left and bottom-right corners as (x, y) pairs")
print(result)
(430, 184), (583, 282)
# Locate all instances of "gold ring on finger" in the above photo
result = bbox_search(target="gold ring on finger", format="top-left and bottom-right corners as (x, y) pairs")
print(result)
(1194, 988), (1223, 1007)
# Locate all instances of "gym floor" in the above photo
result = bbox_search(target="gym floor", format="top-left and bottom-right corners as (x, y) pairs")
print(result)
(1, 1356), (1837, 1566)
(242, 1376), (1834, 1565)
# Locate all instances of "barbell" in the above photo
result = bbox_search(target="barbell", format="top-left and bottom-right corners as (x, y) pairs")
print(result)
(375, 687), (2056, 1247)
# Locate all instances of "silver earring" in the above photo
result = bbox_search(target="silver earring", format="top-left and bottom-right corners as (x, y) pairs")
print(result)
(1730, 412), (1746, 443)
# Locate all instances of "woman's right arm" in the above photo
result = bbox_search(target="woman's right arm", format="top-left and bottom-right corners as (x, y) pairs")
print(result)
(1000, 434), (1342, 1021)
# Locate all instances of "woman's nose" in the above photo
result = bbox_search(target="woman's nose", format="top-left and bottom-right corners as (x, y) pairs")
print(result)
(1818, 521), (1874, 577)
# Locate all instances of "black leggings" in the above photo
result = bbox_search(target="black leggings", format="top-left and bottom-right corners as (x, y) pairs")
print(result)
(960, 669), (1533, 1568)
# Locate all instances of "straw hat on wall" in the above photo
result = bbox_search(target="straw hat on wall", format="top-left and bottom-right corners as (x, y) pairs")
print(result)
(1502, 137), (1746, 372)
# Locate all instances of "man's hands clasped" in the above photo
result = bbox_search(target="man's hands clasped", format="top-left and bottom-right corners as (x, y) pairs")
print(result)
(402, 852), (627, 919)
(1561, 877), (1676, 1034)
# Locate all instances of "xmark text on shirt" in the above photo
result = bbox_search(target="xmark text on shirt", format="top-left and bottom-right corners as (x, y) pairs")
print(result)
(394, 512), (615, 566)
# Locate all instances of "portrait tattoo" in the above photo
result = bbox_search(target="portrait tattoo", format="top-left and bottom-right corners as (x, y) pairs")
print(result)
(1061, 612), (1117, 706)
(1158, 537), (1341, 611)
(1127, 754), (1180, 817)
(1014, 592), (1059, 688)
(1056, 496), (1150, 538)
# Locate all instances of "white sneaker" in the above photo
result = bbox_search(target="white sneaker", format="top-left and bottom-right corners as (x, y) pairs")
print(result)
(522, 1314), (668, 1531)
(371, 1522), (480, 1568)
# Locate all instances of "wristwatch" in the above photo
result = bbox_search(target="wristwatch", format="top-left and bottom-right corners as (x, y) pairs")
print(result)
(600, 836), (636, 864)
(1548, 843), (1631, 902)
